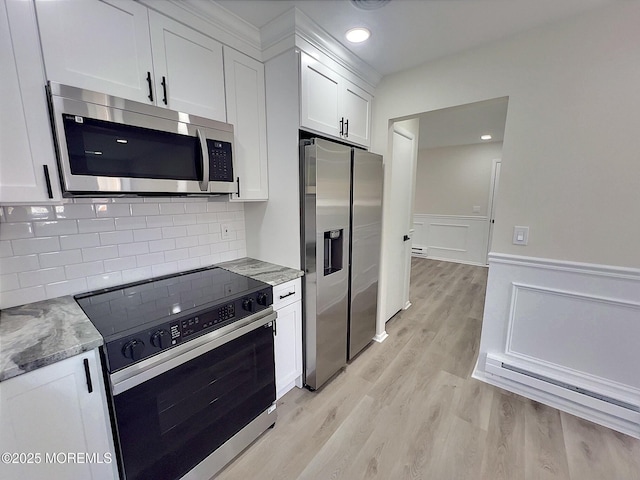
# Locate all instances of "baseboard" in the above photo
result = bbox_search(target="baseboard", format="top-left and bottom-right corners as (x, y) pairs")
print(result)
(373, 331), (388, 343)
(475, 253), (640, 439)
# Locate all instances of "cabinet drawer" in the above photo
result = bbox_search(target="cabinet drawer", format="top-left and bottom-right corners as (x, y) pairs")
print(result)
(273, 278), (302, 310)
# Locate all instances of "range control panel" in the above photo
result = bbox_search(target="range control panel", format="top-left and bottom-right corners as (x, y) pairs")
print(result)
(107, 286), (272, 372)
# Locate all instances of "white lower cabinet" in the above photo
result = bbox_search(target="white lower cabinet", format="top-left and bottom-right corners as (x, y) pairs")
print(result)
(273, 278), (303, 399)
(0, 349), (117, 480)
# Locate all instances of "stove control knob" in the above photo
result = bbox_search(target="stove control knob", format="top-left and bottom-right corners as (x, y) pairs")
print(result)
(122, 339), (145, 361)
(256, 292), (268, 306)
(151, 329), (170, 349)
(242, 298), (254, 312)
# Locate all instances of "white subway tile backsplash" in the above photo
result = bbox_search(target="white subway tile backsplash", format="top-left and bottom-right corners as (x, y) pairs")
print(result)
(159, 203), (185, 215)
(12, 236), (61, 255)
(131, 203), (160, 216)
(86, 271), (123, 290)
(121, 266), (153, 283)
(136, 252), (165, 267)
(19, 267), (66, 288)
(149, 239), (175, 253)
(0, 222), (34, 240)
(60, 233), (100, 250)
(33, 220), (78, 237)
(0, 254), (40, 274)
(0, 198), (245, 309)
(164, 248), (189, 263)
(115, 217), (147, 230)
(78, 218), (115, 233)
(2, 206), (54, 222)
(0, 240), (13, 258)
(188, 245), (210, 258)
(100, 230), (134, 245)
(95, 203), (131, 218)
(65, 261), (104, 280)
(104, 257), (133, 273)
(175, 236), (198, 249)
(145, 215), (174, 228)
(82, 245), (119, 262)
(217, 212), (235, 222)
(118, 242), (150, 257)
(0, 273), (20, 292)
(161, 226), (187, 239)
(1, 285), (46, 307)
(151, 262), (178, 277)
(55, 204), (96, 219)
(45, 278), (88, 299)
(219, 251), (238, 262)
(39, 250), (83, 268)
(172, 214), (197, 226)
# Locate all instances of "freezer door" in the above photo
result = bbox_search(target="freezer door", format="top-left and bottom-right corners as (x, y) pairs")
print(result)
(302, 138), (351, 390)
(349, 149), (383, 359)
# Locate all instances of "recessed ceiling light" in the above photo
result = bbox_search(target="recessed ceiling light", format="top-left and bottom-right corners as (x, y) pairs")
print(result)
(116, 139), (128, 144)
(480, 134), (492, 141)
(346, 27), (370, 43)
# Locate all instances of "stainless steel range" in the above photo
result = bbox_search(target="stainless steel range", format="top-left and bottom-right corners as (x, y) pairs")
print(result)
(75, 266), (277, 480)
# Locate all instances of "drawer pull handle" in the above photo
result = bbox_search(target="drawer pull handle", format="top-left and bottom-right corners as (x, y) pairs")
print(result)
(83, 358), (93, 394)
(279, 291), (295, 300)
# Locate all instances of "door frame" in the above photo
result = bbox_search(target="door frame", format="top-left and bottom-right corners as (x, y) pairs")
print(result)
(486, 159), (502, 264)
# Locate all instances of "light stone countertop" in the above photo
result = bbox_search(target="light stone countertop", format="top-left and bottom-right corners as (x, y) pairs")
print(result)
(216, 257), (304, 286)
(0, 296), (102, 382)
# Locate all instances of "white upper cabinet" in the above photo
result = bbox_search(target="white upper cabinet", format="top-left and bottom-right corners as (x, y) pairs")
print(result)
(36, 1), (226, 121)
(299, 51), (372, 147)
(149, 11), (225, 122)
(36, 0), (154, 104)
(224, 47), (269, 201)
(0, 0), (61, 204)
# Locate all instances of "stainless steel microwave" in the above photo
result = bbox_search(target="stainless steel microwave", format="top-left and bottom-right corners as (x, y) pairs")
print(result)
(47, 82), (237, 196)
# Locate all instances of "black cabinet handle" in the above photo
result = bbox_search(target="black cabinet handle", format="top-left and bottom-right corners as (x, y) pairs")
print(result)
(236, 177), (240, 197)
(43, 165), (53, 199)
(403, 235), (410, 242)
(339, 117), (344, 136)
(273, 319), (277, 336)
(279, 291), (295, 300)
(161, 76), (167, 105)
(146, 71), (154, 102)
(344, 119), (349, 137)
(83, 358), (93, 394)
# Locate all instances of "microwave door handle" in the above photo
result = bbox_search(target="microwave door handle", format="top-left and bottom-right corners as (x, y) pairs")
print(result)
(196, 129), (209, 191)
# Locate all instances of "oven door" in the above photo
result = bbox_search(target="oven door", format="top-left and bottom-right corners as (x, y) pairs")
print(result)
(110, 311), (276, 480)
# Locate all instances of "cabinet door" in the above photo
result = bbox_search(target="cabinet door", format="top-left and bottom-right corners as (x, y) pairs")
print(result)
(0, 350), (117, 480)
(36, 0), (154, 104)
(341, 79), (372, 147)
(0, 0), (61, 203)
(300, 52), (341, 138)
(149, 11), (226, 122)
(224, 47), (269, 201)
(274, 300), (303, 400)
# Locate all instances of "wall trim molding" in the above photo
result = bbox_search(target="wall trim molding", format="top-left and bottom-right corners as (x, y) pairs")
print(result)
(488, 252), (640, 280)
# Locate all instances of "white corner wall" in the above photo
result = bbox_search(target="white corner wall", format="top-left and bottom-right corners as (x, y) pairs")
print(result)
(371, 2), (640, 269)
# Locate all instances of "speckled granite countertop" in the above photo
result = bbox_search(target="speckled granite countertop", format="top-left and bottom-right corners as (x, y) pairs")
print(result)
(217, 257), (303, 286)
(0, 296), (102, 382)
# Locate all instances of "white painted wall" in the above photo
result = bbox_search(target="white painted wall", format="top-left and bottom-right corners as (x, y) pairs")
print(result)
(414, 142), (502, 216)
(0, 198), (246, 309)
(371, 2), (640, 269)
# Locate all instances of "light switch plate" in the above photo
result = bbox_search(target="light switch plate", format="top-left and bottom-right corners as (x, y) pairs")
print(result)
(221, 224), (231, 240)
(513, 226), (529, 245)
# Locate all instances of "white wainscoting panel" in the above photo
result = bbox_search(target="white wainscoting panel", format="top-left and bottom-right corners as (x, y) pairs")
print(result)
(412, 214), (489, 265)
(473, 253), (640, 439)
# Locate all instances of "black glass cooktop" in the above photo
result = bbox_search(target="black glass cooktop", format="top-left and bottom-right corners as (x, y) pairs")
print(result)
(75, 266), (267, 342)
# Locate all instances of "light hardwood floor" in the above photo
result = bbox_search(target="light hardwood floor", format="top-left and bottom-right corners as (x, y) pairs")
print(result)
(218, 258), (640, 480)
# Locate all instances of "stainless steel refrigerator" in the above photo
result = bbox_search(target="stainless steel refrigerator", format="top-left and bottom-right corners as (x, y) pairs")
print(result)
(300, 138), (383, 390)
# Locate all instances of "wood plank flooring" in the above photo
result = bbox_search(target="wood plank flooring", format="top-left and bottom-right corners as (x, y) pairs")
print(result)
(217, 258), (640, 480)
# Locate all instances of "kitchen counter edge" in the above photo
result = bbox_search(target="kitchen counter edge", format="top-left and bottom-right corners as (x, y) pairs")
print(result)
(0, 296), (102, 383)
(216, 257), (304, 286)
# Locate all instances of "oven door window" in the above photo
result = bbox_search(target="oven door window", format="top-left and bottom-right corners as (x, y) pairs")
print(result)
(62, 115), (202, 180)
(113, 324), (275, 480)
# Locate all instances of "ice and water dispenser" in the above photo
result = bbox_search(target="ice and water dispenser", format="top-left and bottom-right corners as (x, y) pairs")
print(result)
(323, 229), (343, 276)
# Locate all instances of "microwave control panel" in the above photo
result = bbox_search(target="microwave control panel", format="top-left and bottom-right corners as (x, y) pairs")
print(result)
(207, 139), (233, 182)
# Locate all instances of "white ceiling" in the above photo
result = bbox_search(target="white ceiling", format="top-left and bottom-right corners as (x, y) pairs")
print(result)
(417, 97), (508, 150)
(213, 0), (615, 77)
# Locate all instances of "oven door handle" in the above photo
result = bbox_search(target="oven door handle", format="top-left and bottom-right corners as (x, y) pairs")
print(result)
(111, 310), (276, 395)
